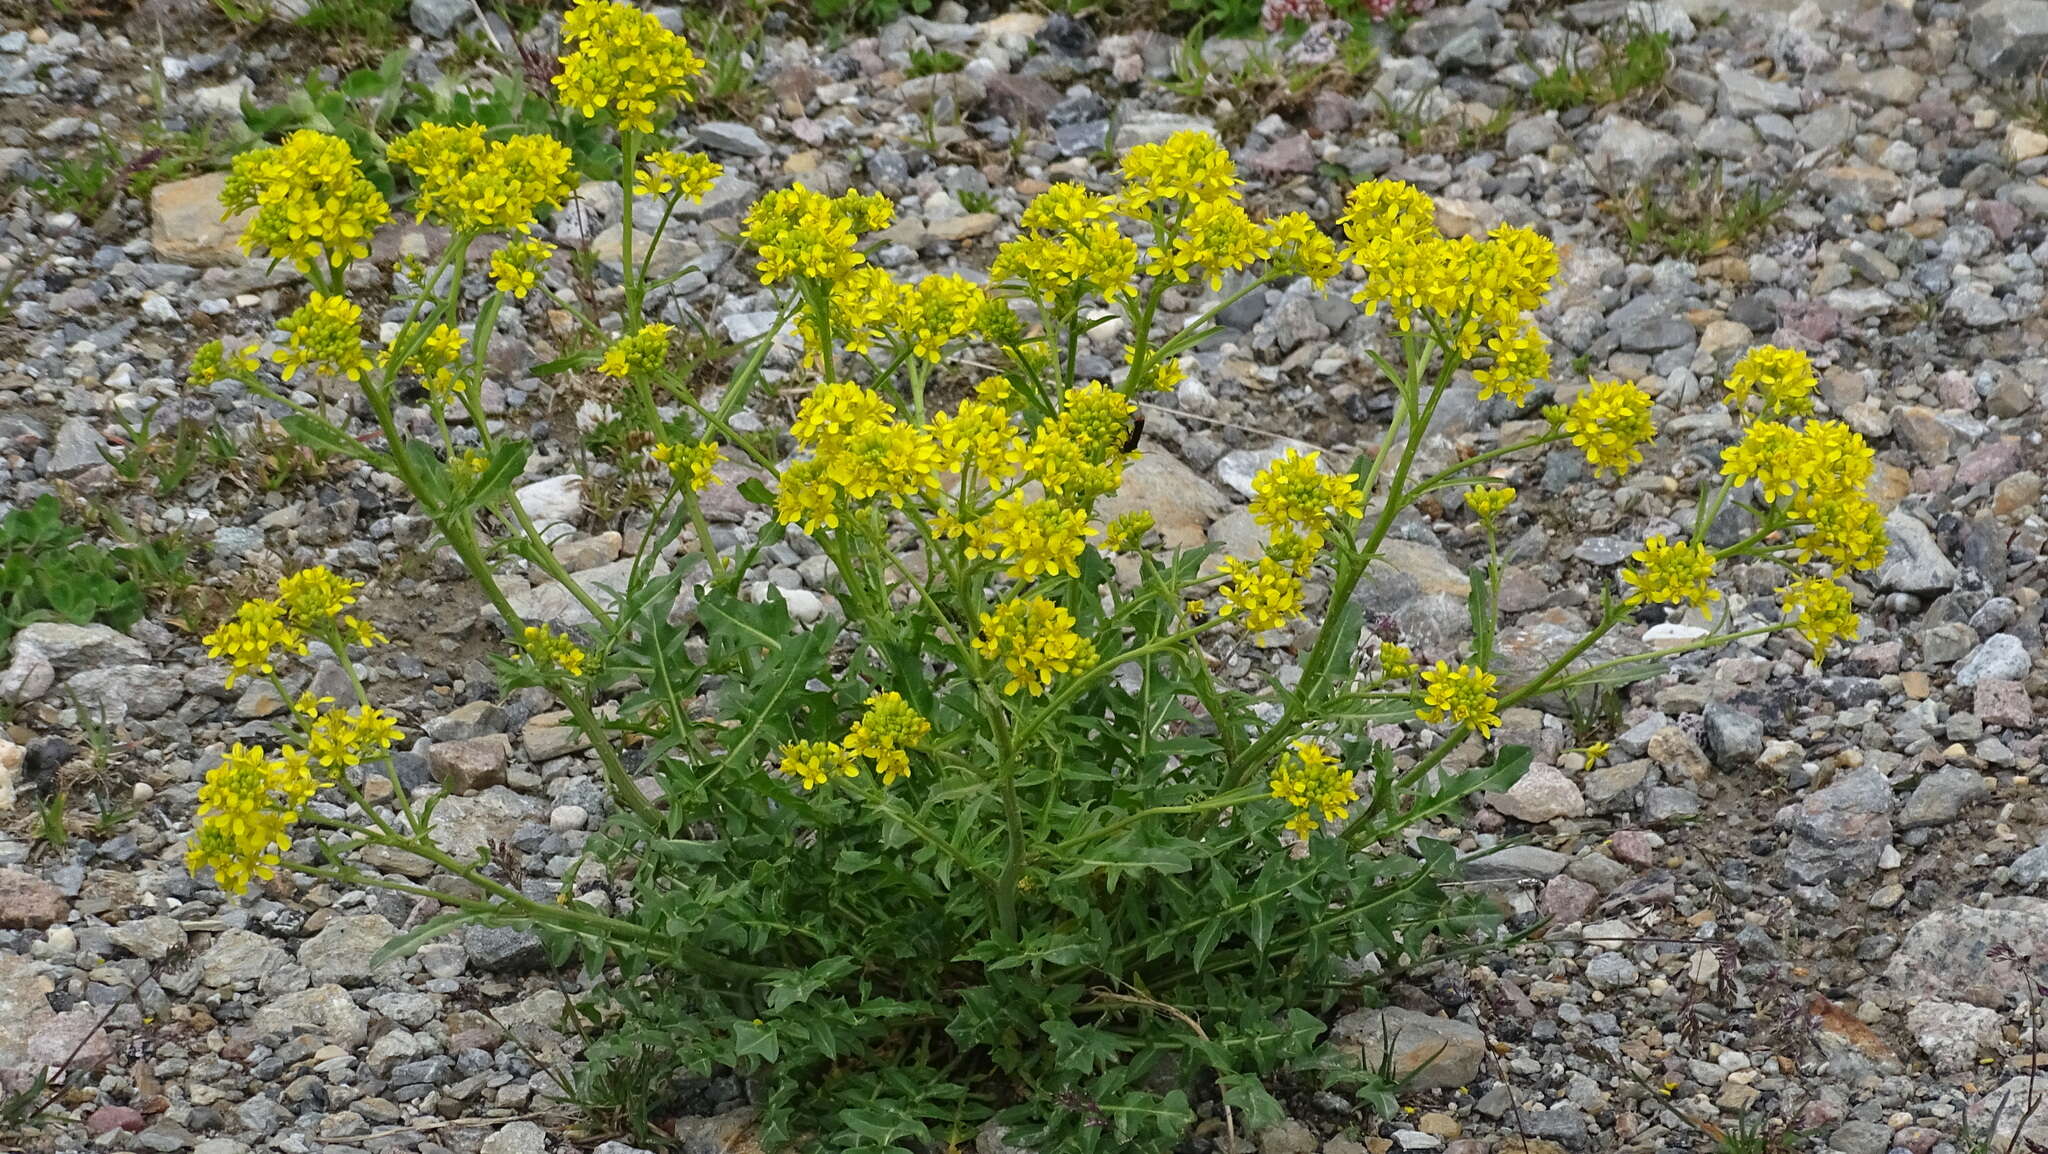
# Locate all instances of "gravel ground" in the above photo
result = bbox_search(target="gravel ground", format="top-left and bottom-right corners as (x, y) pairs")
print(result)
(2, 1), (2048, 1152)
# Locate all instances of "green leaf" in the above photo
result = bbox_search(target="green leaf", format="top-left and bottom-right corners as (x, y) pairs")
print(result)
(458, 439), (530, 512)
(281, 414), (383, 466)
(370, 910), (477, 968)
(731, 1018), (780, 1063)
(1054, 834), (1197, 892)
(1219, 1073), (1285, 1132)
(398, 438), (453, 514)
(1043, 1019), (1130, 1075)
(1467, 562), (1497, 668)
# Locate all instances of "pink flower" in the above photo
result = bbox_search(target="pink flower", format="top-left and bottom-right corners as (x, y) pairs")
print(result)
(1262, 0), (1332, 32)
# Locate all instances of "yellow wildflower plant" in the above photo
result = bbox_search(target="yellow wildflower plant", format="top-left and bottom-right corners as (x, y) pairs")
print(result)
(599, 323), (674, 379)
(187, 102), (1895, 1154)
(1780, 577), (1860, 660)
(1249, 448), (1362, 549)
(780, 739), (859, 791)
(1465, 485), (1516, 523)
(203, 598), (306, 689)
(635, 149), (723, 200)
(277, 565), (362, 630)
(188, 339), (261, 387)
(844, 692), (931, 786)
(522, 624), (588, 677)
(1119, 130), (1241, 208)
(1378, 641), (1418, 681)
(743, 185), (893, 285)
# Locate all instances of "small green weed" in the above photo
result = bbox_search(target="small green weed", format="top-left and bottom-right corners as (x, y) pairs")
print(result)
(908, 48), (965, 78)
(1708, 1112), (1807, 1154)
(32, 792), (69, 853)
(0, 495), (151, 649)
(105, 402), (210, 496)
(242, 49), (619, 201)
(298, 0), (411, 42)
(28, 138), (121, 218)
(1603, 164), (1790, 259)
(211, 0), (270, 23)
(807, 0), (933, 30)
(681, 8), (764, 116)
(956, 188), (997, 214)
(1528, 24), (1671, 112)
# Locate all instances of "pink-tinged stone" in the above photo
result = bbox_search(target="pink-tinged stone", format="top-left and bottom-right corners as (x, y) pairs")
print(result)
(1540, 875), (1599, 923)
(87, 1106), (146, 1135)
(1608, 829), (1657, 867)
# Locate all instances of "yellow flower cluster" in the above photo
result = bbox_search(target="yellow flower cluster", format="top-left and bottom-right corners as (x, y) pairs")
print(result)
(187, 744), (317, 895)
(1466, 484), (1515, 523)
(1723, 344), (1817, 420)
(1558, 378), (1656, 477)
(1146, 197), (1273, 291)
(1024, 384), (1137, 502)
(203, 599), (307, 689)
(1620, 535), (1721, 617)
(780, 739), (859, 791)
(931, 396), (1025, 485)
(307, 704), (403, 770)
(278, 566), (362, 624)
(203, 567), (368, 688)
(1719, 418), (1885, 572)
(1267, 741), (1358, 838)
(1475, 322), (1550, 406)
(1417, 661), (1501, 737)
(650, 439), (723, 492)
(991, 216), (1139, 303)
(490, 238), (555, 299)
(965, 496), (1095, 581)
(743, 186), (894, 285)
(635, 150), (722, 200)
(1378, 641), (1417, 681)
(387, 124), (575, 235)
(847, 693), (930, 784)
(1120, 131), (1241, 208)
(385, 322), (468, 404)
(1215, 555), (1306, 632)
(553, 0), (706, 132)
(274, 293), (372, 382)
(1101, 511), (1154, 552)
(974, 596), (1098, 696)
(188, 339), (262, 388)
(599, 323), (673, 379)
(184, 701), (400, 896)
(220, 129), (389, 274)
(522, 625), (588, 677)
(994, 134), (1340, 305)
(1779, 577), (1858, 660)
(1248, 449), (1362, 551)
(778, 382), (943, 529)
(1339, 179), (1558, 358)
(903, 274), (986, 363)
